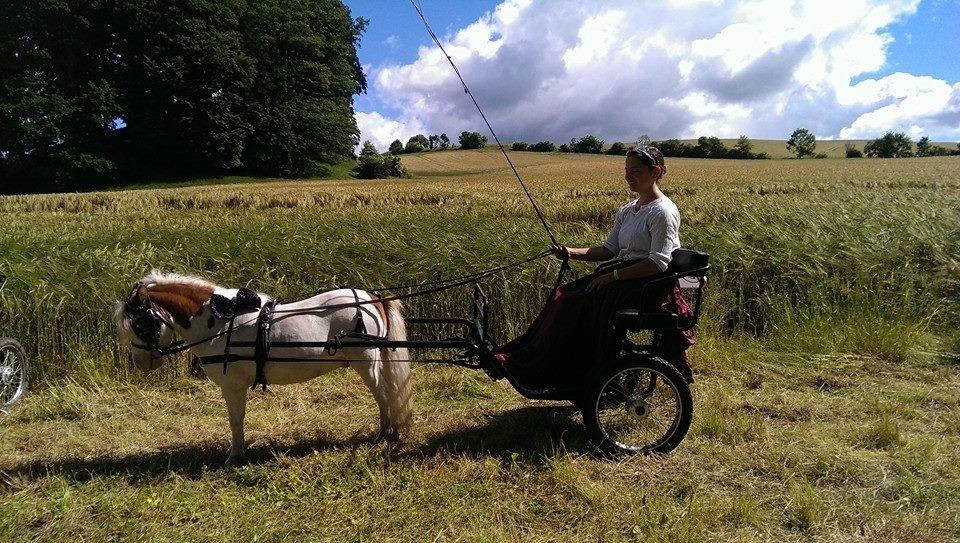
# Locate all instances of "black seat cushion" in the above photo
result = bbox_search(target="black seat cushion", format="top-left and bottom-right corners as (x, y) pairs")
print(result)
(668, 248), (709, 274)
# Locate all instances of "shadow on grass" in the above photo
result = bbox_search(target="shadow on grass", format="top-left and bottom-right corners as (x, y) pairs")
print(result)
(408, 404), (590, 464)
(0, 405), (587, 484)
(0, 432), (366, 484)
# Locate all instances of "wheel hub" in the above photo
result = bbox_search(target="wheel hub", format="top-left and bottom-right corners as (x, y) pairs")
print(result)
(628, 397), (649, 418)
(0, 365), (12, 383)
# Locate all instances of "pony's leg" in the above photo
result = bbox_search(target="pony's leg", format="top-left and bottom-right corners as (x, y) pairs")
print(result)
(349, 358), (393, 441)
(220, 383), (248, 464)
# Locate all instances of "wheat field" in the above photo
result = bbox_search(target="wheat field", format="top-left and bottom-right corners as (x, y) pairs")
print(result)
(1, 150), (959, 541)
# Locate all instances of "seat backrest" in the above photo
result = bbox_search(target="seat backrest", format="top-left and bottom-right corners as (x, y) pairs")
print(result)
(667, 248), (709, 273)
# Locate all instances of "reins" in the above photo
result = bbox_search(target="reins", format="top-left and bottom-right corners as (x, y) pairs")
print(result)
(409, 0), (558, 247)
(132, 249), (557, 357)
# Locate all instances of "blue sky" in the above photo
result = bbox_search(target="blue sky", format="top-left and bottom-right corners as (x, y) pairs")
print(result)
(344, 0), (960, 148)
(346, 1), (501, 118)
(882, 0), (959, 82)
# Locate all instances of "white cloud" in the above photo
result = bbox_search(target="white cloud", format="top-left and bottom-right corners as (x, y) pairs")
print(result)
(355, 111), (425, 153)
(839, 74), (959, 138)
(356, 0), (960, 146)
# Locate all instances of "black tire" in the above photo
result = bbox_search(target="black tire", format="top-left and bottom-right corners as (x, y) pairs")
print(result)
(0, 337), (28, 412)
(582, 354), (692, 457)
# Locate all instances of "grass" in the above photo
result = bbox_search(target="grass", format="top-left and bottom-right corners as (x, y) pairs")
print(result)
(1, 150), (959, 541)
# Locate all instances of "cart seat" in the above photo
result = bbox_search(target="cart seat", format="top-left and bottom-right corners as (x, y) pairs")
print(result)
(667, 248), (709, 276)
(612, 248), (709, 332)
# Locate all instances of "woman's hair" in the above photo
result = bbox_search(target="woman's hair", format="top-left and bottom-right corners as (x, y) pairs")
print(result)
(626, 145), (667, 178)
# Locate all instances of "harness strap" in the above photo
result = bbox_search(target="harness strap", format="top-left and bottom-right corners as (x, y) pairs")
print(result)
(222, 314), (237, 375)
(351, 287), (367, 335)
(253, 300), (277, 391)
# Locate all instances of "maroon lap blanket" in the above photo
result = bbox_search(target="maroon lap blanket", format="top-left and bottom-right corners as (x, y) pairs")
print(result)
(494, 267), (695, 391)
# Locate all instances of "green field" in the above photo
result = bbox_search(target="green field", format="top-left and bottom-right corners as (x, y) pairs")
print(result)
(1, 150), (959, 541)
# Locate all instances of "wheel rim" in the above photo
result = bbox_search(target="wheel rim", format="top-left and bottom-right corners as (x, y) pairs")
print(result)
(1, 342), (27, 409)
(594, 366), (682, 452)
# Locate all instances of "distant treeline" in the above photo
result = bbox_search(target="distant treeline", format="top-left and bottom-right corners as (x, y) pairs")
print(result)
(380, 132), (770, 159)
(510, 135), (769, 159)
(0, 0), (366, 193)
(360, 126), (960, 179)
(850, 133), (960, 158)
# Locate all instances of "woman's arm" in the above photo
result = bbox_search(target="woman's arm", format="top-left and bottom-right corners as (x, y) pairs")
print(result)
(550, 206), (623, 262)
(552, 244), (615, 262)
(584, 258), (661, 292)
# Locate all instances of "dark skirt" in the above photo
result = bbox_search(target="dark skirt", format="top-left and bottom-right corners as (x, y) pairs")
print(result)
(494, 260), (695, 391)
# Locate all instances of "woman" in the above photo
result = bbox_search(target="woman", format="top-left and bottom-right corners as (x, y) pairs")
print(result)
(495, 145), (694, 387)
(551, 145), (680, 286)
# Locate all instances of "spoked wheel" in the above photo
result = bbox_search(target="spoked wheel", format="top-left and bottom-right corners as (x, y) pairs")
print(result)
(582, 355), (692, 457)
(0, 338), (28, 413)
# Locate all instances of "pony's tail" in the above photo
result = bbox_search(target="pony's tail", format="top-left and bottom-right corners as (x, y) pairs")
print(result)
(381, 298), (413, 440)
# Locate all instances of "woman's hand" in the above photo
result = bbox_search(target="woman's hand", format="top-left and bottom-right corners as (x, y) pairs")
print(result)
(586, 273), (615, 293)
(550, 244), (569, 260)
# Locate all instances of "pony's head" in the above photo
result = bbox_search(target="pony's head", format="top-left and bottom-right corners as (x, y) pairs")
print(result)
(115, 271), (215, 371)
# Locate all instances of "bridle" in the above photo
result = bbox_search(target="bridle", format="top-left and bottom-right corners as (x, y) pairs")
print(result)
(123, 282), (262, 358)
(124, 282), (179, 356)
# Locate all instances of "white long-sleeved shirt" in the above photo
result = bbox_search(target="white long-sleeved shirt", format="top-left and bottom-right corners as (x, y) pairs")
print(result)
(602, 196), (681, 271)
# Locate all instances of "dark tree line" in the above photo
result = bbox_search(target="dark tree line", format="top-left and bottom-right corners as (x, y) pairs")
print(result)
(385, 131), (487, 154)
(509, 134), (768, 159)
(0, 0), (367, 193)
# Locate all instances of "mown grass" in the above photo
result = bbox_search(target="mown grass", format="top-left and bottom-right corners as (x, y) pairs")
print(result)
(1, 151), (959, 541)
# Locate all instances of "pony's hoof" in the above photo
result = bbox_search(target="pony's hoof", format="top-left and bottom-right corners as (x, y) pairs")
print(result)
(225, 454), (247, 467)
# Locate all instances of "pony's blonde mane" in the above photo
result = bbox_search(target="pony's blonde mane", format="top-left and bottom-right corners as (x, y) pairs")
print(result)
(140, 270), (219, 292)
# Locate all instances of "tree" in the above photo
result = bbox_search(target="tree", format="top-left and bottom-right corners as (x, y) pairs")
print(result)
(864, 132), (913, 158)
(696, 136), (727, 158)
(926, 145), (952, 156)
(405, 134), (429, 153)
(215, 0), (368, 178)
(915, 136), (930, 157)
(389, 139), (404, 154)
(529, 140), (556, 152)
(459, 131), (488, 149)
(734, 136), (752, 154)
(654, 139), (693, 157)
(636, 134), (652, 147)
(428, 134), (440, 150)
(0, 0), (368, 192)
(786, 128), (816, 159)
(558, 143), (572, 152)
(0, 1), (126, 192)
(354, 152), (407, 179)
(439, 133), (450, 149)
(571, 135), (604, 153)
(360, 141), (378, 155)
(606, 142), (628, 155)
(844, 143), (863, 158)
(511, 141), (528, 151)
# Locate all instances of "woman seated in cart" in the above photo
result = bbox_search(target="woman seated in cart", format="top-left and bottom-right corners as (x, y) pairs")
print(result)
(496, 145), (695, 386)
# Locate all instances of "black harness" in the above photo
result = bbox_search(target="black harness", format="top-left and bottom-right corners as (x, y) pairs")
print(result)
(251, 300), (276, 391)
(196, 288), (368, 391)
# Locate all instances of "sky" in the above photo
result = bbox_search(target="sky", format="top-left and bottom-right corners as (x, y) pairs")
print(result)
(343, 0), (960, 151)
